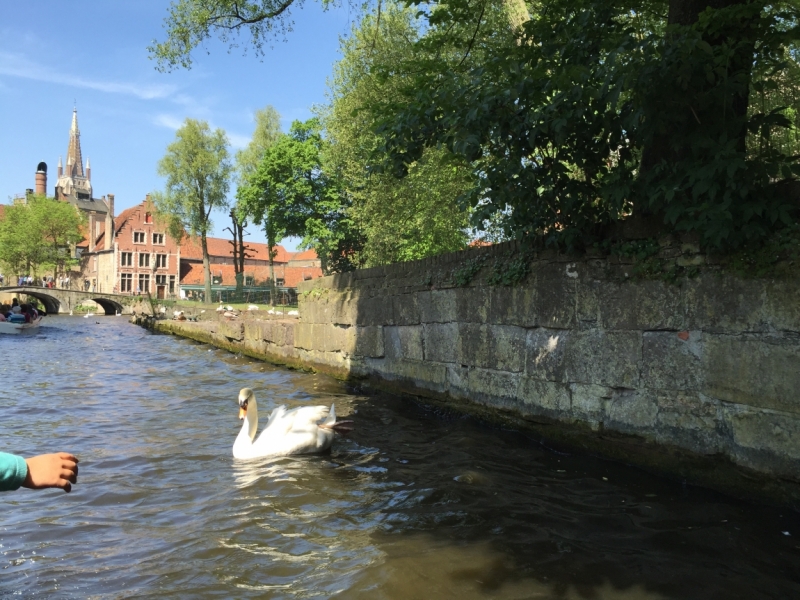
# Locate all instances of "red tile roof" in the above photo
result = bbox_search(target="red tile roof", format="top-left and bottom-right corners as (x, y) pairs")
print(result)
(179, 235), (310, 264)
(179, 263), (322, 287)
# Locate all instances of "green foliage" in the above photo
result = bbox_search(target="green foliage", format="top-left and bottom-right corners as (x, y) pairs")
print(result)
(452, 254), (487, 286)
(320, 3), (473, 268)
(238, 118), (360, 273)
(487, 251), (532, 286)
(154, 118), (232, 300)
(0, 196), (85, 277)
(375, 0), (800, 252)
(235, 105), (282, 183)
(149, 0), (348, 71)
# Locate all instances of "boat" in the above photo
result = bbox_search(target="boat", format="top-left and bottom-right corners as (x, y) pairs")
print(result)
(0, 316), (43, 335)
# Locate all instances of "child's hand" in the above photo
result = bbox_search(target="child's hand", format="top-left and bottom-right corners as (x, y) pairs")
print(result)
(23, 453), (79, 492)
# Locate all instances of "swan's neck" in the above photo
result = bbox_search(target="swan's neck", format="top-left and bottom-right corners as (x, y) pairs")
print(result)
(244, 398), (258, 442)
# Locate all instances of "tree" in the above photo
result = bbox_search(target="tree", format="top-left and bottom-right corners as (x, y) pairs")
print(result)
(0, 197), (84, 280)
(320, 3), (474, 267)
(224, 208), (253, 300)
(154, 118), (232, 302)
(149, 0), (346, 71)
(235, 106), (283, 182)
(238, 119), (355, 283)
(374, 0), (800, 250)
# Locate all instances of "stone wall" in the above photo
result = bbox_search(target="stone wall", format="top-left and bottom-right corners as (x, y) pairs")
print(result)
(294, 242), (799, 485)
(146, 241), (800, 503)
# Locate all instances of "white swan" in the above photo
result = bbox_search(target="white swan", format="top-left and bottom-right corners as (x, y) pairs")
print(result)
(232, 388), (353, 459)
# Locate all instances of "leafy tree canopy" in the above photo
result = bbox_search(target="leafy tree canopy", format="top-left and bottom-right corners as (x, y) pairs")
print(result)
(154, 118), (232, 300)
(0, 196), (85, 278)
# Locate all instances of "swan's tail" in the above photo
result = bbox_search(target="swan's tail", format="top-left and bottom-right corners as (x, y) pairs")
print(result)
(320, 404), (355, 433)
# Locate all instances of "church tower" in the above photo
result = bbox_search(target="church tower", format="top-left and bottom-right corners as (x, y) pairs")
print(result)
(55, 108), (95, 204)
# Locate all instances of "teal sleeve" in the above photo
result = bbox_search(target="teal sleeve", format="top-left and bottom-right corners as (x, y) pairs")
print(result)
(0, 452), (28, 492)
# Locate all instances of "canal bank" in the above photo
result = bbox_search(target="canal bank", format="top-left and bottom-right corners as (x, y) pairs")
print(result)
(135, 240), (800, 508)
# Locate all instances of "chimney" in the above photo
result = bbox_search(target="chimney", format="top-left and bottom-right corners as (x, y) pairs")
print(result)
(105, 194), (115, 251)
(35, 162), (47, 196)
(88, 213), (95, 252)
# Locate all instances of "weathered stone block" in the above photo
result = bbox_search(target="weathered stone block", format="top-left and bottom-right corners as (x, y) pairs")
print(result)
(466, 367), (520, 402)
(294, 322), (314, 350)
(419, 289), (457, 323)
(764, 280), (800, 332)
(488, 325), (526, 372)
(382, 358), (448, 390)
(518, 377), (571, 411)
(525, 328), (569, 381)
(456, 323), (490, 368)
(656, 390), (718, 432)
(393, 293), (420, 325)
(218, 320), (243, 341)
(383, 326), (424, 361)
(533, 262), (578, 329)
(564, 329), (641, 388)
(324, 324), (350, 353)
(455, 287), (490, 323)
(353, 326), (384, 358)
(704, 334), (800, 414)
(569, 383), (612, 426)
(488, 287), (537, 327)
(641, 331), (704, 391)
(424, 322), (459, 363)
(722, 404), (800, 461)
(599, 280), (683, 330)
(355, 294), (393, 326)
(606, 388), (658, 430)
(328, 293), (357, 326)
(684, 274), (767, 333)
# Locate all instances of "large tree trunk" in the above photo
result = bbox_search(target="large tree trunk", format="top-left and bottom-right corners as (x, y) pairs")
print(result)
(640, 0), (753, 175)
(267, 239), (276, 307)
(201, 232), (212, 304)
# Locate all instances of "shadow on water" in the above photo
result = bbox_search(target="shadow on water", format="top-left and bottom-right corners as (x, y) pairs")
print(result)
(0, 317), (798, 599)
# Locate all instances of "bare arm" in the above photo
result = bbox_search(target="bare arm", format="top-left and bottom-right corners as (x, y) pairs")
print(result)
(23, 453), (79, 493)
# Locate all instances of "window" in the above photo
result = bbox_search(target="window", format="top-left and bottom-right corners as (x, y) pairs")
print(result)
(169, 275), (175, 294)
(139, 253), (150, 268)
(152, 233), (164, 245)
(155, 275), (167, 285)
(276, 278), (285, 286)
(145, 212), (153, 224)
(120, 273), (132, 293)
(133, 231), (145, 244)
(155, 254), (167, 269)
(121, 252), (133, 267)
(137, 274), (150, 293)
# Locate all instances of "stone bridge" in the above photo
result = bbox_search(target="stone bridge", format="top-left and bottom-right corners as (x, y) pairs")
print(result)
(0, 286), (137, 315)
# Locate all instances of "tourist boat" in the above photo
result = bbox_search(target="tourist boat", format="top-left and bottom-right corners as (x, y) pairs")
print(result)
(0, 316), (43, 335)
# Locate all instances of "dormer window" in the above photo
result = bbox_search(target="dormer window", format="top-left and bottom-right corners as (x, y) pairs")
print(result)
(133, 231), (145, 244)
(145, 212), (153, 224)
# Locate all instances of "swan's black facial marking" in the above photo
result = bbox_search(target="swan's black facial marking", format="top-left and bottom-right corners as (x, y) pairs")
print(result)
(239, 399), (248, 409)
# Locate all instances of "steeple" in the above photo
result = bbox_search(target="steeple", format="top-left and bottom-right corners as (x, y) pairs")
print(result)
(55, 108), (93, 203)
(66, 108), (84, 179)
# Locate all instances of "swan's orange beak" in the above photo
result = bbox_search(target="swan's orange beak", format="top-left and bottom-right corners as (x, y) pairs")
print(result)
(238, 406), (247, 420)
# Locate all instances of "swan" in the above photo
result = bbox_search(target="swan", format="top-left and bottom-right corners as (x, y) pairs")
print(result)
(232, 388), (353, 459)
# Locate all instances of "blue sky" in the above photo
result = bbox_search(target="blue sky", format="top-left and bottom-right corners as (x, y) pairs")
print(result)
(0, 1), (358, 250)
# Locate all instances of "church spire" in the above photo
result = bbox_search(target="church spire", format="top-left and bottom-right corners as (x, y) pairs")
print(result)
(66, 108), (84, 178)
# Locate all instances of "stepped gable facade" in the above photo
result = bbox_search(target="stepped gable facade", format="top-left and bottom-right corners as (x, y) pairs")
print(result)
(80, 196), (181, 298)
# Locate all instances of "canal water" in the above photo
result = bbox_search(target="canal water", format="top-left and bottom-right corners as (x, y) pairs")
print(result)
(0, 317), (798, 598)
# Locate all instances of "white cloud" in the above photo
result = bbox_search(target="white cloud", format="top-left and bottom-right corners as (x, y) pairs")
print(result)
(154, 114), (184, 130)
(0, 51), (177, 100)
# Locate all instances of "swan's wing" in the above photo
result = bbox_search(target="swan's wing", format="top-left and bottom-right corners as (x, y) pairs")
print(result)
(265, 404), (287, 428)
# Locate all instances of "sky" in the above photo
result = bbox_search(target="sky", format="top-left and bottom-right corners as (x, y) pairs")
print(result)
(0, 1), (359, 250)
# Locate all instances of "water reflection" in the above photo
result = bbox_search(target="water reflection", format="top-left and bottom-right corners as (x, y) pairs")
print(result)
(0, 317), (798, 599)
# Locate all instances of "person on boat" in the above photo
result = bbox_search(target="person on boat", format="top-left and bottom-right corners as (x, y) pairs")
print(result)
(0, 304), (8, 321)
(10, 298), (20, 314)
(19, 304), (32, 323)
(0, 452), (79, 493)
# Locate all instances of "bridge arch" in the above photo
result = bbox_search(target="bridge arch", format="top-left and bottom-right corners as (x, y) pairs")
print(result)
(0, 287), (127, 315)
